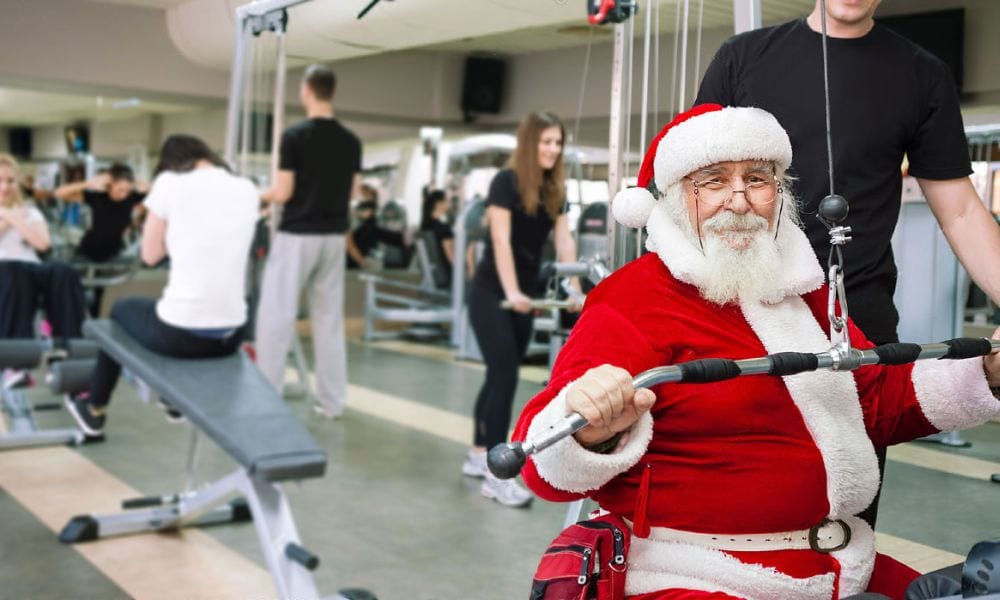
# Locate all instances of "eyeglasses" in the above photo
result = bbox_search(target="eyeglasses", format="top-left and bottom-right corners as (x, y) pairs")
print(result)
(685, 174), (778, 207)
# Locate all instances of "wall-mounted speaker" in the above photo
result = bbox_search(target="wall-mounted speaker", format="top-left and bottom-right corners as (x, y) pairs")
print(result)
(8, 127), (32, 158)
(461, 56), (505, 120)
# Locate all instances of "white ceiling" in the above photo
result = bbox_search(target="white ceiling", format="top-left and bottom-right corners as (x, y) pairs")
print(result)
(0, 87), (203, 126)
(77, 0), (188, 7)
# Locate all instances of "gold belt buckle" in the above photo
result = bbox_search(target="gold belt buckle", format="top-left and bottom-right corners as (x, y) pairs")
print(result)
(808, 518), (851, 553)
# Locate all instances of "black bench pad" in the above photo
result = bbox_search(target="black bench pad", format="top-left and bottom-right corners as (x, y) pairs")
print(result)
(84, 320), (326, 481)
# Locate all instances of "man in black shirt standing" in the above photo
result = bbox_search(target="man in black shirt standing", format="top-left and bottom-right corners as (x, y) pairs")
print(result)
(696, 0), (1000, 346)
(256, 64), (362, 419)
(695, 0), (1000, 526)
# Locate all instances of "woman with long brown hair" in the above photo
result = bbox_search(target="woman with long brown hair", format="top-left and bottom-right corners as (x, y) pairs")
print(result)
(65, 135), (259, 437)
(462, 111), (580, 507)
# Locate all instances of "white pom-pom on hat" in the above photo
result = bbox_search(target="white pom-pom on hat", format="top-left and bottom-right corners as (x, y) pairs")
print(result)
(611, 186), (656, 229)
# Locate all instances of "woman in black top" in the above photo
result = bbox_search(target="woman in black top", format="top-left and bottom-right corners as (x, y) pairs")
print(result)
(54, 163), (149, 316)
(462, 111), (580, 508)
(419, 189), (454, 270)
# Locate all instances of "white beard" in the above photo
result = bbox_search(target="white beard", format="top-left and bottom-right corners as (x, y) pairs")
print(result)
(664, 196), (783, 305)
(698, 212), (783, 305)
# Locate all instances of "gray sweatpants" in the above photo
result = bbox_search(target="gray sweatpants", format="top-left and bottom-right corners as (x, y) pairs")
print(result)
(255, 232), (347, 415)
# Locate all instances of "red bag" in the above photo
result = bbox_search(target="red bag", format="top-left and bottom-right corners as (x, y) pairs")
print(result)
(530, 513), (631, 600)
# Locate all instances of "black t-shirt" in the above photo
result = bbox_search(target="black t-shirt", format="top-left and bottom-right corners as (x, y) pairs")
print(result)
(474, 169), (565, 295)
(695, 19), (971, 343)
(278, 118), (362, 234)
(77, 190), (145, 262)
(420, 217), (454, 268)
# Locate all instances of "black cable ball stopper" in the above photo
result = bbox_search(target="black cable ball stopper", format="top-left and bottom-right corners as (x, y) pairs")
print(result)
(487, 443), (527, 480)
(818, 194), (849, 226)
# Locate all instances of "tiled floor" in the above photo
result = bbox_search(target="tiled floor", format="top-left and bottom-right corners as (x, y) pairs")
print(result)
(3, 271), (1000, 599)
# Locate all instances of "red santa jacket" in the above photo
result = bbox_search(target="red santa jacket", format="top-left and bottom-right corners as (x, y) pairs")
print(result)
(512, 252), (999, 599)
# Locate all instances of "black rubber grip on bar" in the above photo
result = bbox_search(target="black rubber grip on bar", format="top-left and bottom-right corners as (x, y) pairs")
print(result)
(767, 352), (819, 376)
(942, 338), (993, 360)
(873, 343), (922, 365)
(677, 358), (742, 382)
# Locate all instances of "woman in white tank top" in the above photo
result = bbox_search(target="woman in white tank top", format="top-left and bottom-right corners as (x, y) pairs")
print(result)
(65, 135), (260, 438)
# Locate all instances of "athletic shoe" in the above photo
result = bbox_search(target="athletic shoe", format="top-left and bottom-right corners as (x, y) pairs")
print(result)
(461, 449), (488, 478)
(156, 398), (186, 424)
(2, 368), (32, 390)
(481, 473), (533, 508)
(312, 405), (343, 420)
(64, 393), (105, 438)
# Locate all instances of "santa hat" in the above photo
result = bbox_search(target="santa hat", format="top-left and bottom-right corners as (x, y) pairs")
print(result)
(612, 104), (793, 228)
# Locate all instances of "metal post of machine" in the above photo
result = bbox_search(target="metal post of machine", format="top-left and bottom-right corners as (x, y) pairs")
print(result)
(224, 18), (251, 167)
(269, 24), (288, 240)
(733, 0), (761, 34)
(223, 0), (313, 168)
(606, 23), (634, 270)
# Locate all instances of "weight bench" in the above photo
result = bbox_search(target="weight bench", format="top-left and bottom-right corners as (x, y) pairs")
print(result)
(361, 233), (453, 341)
(0, 339), (97, 450)
(72, 253), (141, 288)
(59, 320), (368, 600)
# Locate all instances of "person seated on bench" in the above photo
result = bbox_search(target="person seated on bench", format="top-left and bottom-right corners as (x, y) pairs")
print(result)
(512, 105), (1000, 598)
(420, 189), (454, 273)
(346, 184), (405, 269)
(54, 162), (149, 316)
(65, 135), (259, 437)
(0, 153), (86, 388)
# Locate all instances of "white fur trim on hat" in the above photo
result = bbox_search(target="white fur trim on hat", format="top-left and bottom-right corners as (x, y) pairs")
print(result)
(653, 106), (793, 191)
(612, 186), (657, 228)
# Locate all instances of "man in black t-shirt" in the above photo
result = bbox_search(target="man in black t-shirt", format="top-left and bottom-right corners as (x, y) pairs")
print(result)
(695, 0), (1000, 529)
(256, 64), (362, 420)
(696, 0), (1000, 346)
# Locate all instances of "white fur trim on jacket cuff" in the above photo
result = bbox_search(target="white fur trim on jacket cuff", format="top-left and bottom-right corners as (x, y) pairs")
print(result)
(912, 357), (1000, 432)
(527, 382), (654, 494)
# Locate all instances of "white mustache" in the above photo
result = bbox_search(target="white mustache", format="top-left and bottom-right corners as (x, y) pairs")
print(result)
(703, 211), (768, 233)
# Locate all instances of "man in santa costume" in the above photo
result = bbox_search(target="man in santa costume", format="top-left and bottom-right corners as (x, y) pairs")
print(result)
(512, 103), (1000, 599)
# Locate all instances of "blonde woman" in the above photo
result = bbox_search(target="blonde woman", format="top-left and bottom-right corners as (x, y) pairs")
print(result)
(0, 153), (85, 387)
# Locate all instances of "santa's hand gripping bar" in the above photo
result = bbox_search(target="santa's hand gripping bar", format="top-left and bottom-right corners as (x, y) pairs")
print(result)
(486, 337), (1000, 479)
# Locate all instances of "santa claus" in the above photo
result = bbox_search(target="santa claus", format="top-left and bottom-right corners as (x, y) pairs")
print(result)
(512, 104), (1000, 599)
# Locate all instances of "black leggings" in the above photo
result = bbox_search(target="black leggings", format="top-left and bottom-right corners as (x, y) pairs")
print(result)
(88, 297), (243, 409)
(0, 260), (85, 344)
(469, 283), (534, 448)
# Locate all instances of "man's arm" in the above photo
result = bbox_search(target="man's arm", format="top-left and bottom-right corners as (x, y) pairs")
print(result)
(920, 176), (1000, 303)
(260, 169), (295, 204)
(351, 172), (363, 201)
(54, 173), (109, 203)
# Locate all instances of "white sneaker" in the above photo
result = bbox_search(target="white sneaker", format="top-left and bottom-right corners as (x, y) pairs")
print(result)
(481, 473), (533, 508)
(2, 368), (31, 390)
(462, 449), (487, 478)
(312, 405), (343, 420)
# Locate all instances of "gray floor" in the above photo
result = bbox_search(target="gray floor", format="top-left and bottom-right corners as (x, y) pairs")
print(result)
(3, 272), (1000, 599)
